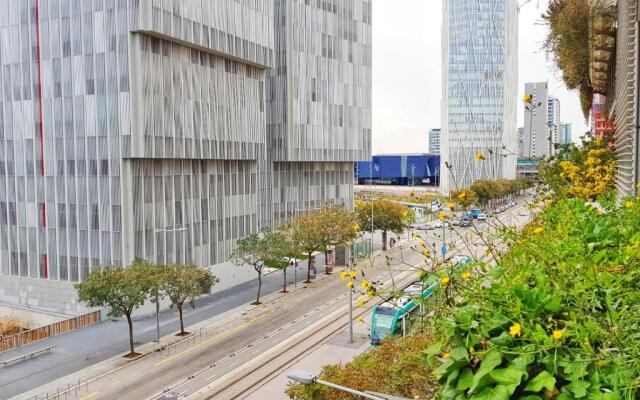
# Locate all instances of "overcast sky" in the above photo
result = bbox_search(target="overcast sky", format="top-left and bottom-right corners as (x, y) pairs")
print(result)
(371, 0), (590, 155)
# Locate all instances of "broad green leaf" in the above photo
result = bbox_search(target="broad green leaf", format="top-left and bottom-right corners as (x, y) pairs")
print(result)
(489, 368), (524, 394)
(524, 371), (556, 392)
(565, 380), (590, 398)
(469, 385), (510, 400)
(469, 349), (502, 393)
(423, 341), (443, 356)
(456, 367), (474, 391)
(450, 347), (470, 362)
(510, 354), (534, 372)
(544, 295), (562, 312)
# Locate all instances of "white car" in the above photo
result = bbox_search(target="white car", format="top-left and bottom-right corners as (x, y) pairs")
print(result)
(477, 212), (487, 221)
(430, 221), (444, 229)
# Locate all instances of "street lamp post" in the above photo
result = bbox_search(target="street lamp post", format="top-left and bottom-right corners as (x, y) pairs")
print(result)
(287, 370), (410, 400)
(348, 250), (354, 344)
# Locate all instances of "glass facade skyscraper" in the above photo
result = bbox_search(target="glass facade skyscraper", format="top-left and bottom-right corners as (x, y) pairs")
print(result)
(0, 0), (371, 313)
(441, 0), (518, 193)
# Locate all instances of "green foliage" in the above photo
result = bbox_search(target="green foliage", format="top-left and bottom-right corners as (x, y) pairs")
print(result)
(354, 199), (415, 234)
(75, 261), (149, 320)
(427, 198), (640, 399)
(543, 0), (592, 118)
(75, 259), (151, 354)
(161, 264), (217, 334)
(286, 335), (439, 400)
(468, 178), (534, 205)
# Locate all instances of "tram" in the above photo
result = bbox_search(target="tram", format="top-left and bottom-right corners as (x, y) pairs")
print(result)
(369, 282), (435, 346)
(369, 255), (473, 346)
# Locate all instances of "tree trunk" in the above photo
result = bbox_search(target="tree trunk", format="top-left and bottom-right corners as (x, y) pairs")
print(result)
(178, 304), (185, 335)
(382, 230), (388, 251)
(282, 267), (288, 293)
(256, 271), (262, 304)
(324, 247), (330, 275)
(125, 312), (135, 356)
(305, 252), (313, 283)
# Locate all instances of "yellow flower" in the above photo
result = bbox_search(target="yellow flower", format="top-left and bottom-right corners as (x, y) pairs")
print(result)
(625, 200), (634, 209)
(409, 191), (415, 197)
(352, 224), (360, 232)
(523, 94), (532, 103)
(441, 276), (450, 286)
(442, 352), (450, 359)
(420, 242), (427, 248)
(412, 232), (420, 239)
(349, 271), (357, 279)
(361, 279), (369, 289)
(355, 315), (364, 323)
(340, 271), (348, 280)
(367, 290), (374, 297)
(438, 212), (447, 220)
(346, 281), (354, 288)
(358, 298), (366, 307)
(458, 191), (466, 199)
(474, 151), (485, 161)
(461, 271), (472, 280)
(552, 329), (564, 340)
(509, 323), (522, 338)
(417, 269), (425, 279)
(422, 249), (430, 257)
(448, 202), (455, 211)
(402, 210), (409, 218)
(533, 226), (544, 235)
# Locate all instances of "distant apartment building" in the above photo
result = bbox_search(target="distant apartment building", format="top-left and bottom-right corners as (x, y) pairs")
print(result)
(0, 0), (372, 313)
(517, 127), (525, 156)
(522, 82), (561, 158)
(441, 0), (518, 193)
(559, 123), (572, 145)
(428, 129), (440, 154)
(592, 94), (614, 138)
(548, 97), (560, 151)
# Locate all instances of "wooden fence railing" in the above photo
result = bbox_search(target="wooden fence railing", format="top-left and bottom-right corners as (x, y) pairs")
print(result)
(0, 311), (101, 352)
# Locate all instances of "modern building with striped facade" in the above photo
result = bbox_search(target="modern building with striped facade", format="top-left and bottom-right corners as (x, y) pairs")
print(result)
(440, 0), (518, 194)
(267, 0), (372, 225)
(0, 0), (371, 313)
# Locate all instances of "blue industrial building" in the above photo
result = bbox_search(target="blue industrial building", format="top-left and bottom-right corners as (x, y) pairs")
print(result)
(356, 154), (441, 186)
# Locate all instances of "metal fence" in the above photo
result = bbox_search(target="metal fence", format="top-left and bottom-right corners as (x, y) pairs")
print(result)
(0, 311), (102, 352)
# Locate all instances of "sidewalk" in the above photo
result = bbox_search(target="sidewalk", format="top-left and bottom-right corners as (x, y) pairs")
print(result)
(242, 320), (372, 400)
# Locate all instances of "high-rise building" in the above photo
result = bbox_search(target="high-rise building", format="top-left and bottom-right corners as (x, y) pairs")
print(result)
(522, 82), (561, 158)
(441, 0), (518, 193)
(559, 123), (572, 145)
(429, 129), (440, 154)
(517, 127), (525, 157)
(268, 0), (372, 226)
(548, 96), (561, 152)
(0, 0), (371, 313)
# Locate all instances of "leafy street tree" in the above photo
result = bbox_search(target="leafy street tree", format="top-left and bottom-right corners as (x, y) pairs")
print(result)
(233, 229), (275, 304)
(289, 210), (327, 283)
(354, 199), (415, 251)
(75, 260), (151, 356)
(317, 205), (359, 274)
(161, 264), (217, 336)
(264, 228), (301, 293)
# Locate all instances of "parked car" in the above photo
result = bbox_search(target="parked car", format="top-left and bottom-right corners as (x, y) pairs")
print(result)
(477, 212), (487, 221)
(460, 217), (471, 227)
(431, 220), (444, 229)
(450, 218), (461, 226)
(470, 208), (482, 219)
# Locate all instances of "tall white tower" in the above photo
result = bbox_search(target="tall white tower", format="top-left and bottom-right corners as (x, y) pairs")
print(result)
(441, 0), (518, 194)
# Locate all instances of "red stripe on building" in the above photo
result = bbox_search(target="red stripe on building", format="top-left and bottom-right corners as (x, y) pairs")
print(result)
(35, 0), (48, 279)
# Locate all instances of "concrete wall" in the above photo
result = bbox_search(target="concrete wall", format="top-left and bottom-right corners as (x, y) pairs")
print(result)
(0, 302), (68, 329)
(0, 276), (91, 316)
